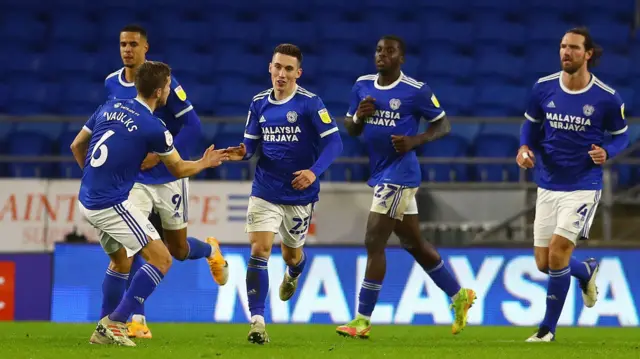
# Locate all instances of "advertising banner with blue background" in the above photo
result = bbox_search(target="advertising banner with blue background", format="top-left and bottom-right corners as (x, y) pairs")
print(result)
(51, 244), (639, 327)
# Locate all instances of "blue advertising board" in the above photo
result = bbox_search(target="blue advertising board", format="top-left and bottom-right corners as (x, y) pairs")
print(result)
(51, 244), (639, 327)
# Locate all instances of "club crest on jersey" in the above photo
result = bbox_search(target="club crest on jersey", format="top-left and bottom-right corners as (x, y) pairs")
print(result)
(389, 98), (401, 110)
(286, 111), (298, 123)
(583, 104), (595, 117)
(174, 86), (187, 101)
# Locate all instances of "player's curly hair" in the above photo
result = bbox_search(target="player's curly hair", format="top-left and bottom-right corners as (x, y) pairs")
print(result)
(135, 61), (171, 98)
(566, 27), (603, 68)
(274, 43), (303, 66)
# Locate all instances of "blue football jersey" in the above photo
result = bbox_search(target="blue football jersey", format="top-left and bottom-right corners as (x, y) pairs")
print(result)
(347, 72), (445, 188)
(79, 98), (175, 210)
(244, 86), (339, 205)
(105, 68), (193, 185)
(525, 72), (628, 191)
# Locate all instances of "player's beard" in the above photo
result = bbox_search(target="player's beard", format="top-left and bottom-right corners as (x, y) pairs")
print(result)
(561, 56), (585, 75)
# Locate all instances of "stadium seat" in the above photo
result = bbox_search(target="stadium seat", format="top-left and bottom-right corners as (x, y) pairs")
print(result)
(59, 82), (103, 115)
(213, 53), (266, 82)
(471, 133), (520, 182)
(475, 84), (528, 116)
(417, 134), (469, 182)
(449, 123), (480, 143)
(15, 122), (65, 141)
(419, 52), (474, 84)
(434, 85), (475, 115)
(595, 53), (631, 84)
(57, 131), (83, 178)
(7, 131), (54, 178)
(213, 21), (265, 47)
(215, 84), (265, 116)
(422, 19), (474, 47)
(185, 84), (217, 115)
(324, 134), (367, 182)
(50, 13), (97, 47)
(474, 18), (526, 47)
(0, 13), (47, 46)
(476, 52), (526, 83)
(267, 22), (318, 48)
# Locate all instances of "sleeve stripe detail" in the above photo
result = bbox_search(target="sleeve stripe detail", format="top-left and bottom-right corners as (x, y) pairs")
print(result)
(244, 133), (261, 139)
(524, 112), (541, 123)
(610, 126), (628, 135)
(427, 111), (446, 122)
(175, 105), (194, 118)
(319, 127), (339, 138)
(155, 148), (175, 157)
(82, 126), (92, 134)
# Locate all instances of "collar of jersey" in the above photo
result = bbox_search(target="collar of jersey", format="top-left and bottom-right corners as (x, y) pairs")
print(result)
(134, 97), (153, 113)
(118, 68), (135, 87)
(374, 71), (404, 90)
(558, 72), (595, 95)
(268, 85), (298, 105)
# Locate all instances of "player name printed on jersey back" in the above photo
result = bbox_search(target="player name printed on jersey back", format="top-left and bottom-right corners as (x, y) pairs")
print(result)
(244, 86), (339, 205)
(525, 72), (628, 191)
(347, 72), (445, 188)
(79, 99), (174, 211)
(105, 68), (194, 185)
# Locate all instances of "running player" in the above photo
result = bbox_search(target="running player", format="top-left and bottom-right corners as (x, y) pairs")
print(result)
(105, 24), (228, 338)
(518, 27), (629, 342)
(70, 61), (229, 346)
(335, 35), (476, 339)
(224, 44), (343, 344)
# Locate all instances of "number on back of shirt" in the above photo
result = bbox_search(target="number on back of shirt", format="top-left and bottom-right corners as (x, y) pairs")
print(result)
(90, 130), (115, 168)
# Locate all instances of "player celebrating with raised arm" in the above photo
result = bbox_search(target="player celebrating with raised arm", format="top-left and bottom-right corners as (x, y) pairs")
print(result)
(335, 35), (476, 339)
(70, 62), (229, 346)
(105, 25), (229, 338)
(518, 28), (629, 342)
(224, 44), (343, 344)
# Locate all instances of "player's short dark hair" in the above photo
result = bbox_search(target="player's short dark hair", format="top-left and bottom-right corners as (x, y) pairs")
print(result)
(121, 24), (148, 39)
(566, 27), (603, 68)
(380, 35), (405, 56)
(273, 43), (303, 66)
(135, 61), (171, 98)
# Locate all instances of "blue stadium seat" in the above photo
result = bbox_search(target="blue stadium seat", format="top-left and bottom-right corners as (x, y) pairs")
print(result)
(422, 19), (474, 47)
(213, 21), (265, 46)
(319, 81), (353, 119)
(479, 123), (522, 138)
(200, 123), (221, 140)
(267, 22), (318, 48)
(449, 123), (480, 143)
(161, 21), (213, 43)
(0, 84), (8, 113)
(312, 0), (360, 12)
(417, 134), (469, 182)
(166, 53), (215, 79)
(43, 52), (97, 81)
(15, 122), (65, 141)
(0, 13), (47, 46)
(8, 131), (54, 178)
(96, 12), (140, 43)
(185, 84), (217, 115)
(472, 133), (520, 182)
(476, 52), (525, 83)
(210, 134), (250, 180)
(8, 82), (61, 115)
(50, 13), (97, 46)
(435, 85), (475, 115)
(57, 131), (83, 178)
(420, 52), (474, 83)
(324, 134), (367, 182)
(215, 84), (265, 116)
(474, 18), (526, 47)
(587, 20), (632, 48)
(595, 54), (631, 84)
(213, 53), (266, 81)
(526, 0), (579, 12)
(616, 87), (634, 116)
(475, 85), (527, 116)
(320, 22), (375, 46)
(60, 82), (103, 115)
(320, 54), (369, 78)
(472, 0), (523, 13)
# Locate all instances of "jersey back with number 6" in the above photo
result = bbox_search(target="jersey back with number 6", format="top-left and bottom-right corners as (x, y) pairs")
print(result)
(79, 98), (175, 211)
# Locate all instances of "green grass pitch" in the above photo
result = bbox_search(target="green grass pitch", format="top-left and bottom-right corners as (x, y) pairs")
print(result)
(1, 323), (639, 359)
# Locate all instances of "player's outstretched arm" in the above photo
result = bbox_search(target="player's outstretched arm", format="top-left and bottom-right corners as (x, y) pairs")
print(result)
(160, 145), (229, 178)
(70, 129), (92, 169)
